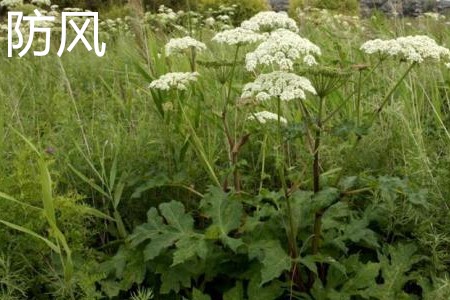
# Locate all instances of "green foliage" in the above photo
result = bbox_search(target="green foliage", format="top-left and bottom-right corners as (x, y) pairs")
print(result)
(2, 3), (450, 299)
(123, 187), (287, 296)
(290, 0), (359, 14)
(197, 0), (269, 22)
(0, 253), (26, 300)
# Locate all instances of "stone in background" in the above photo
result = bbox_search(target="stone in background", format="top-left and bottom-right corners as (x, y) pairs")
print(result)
(360, 0), (450, 17)
(267, 0), (450, 16)
(269, 0), (290, 11)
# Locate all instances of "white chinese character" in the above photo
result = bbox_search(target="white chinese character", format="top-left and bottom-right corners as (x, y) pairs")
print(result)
(58, 12), (105, 57)
(8, 9), (55, 57)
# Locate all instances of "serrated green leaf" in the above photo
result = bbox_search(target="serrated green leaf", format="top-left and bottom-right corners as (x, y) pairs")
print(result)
(160, 201), (194, 232)
(339, 176), (359, 191)
(260, 240), (291, 285)
(143, 232), (179, 261)
(120, 250), (146, 290)
(201, 187), (244, 251)
(289, 190), (314, 232)
(192, 288), (211, 300)
(222, 236), (244, 252)
(223, 281), (244, 300)
(130, 202), (197, 261)
(325, 212), (379, 252)
(342, 262), (379, 292)
(172, 236), (208, 266)
(299, 254), (346, 276)
(158, 263), (193, 294)
(100, 280), (121, 298)
(248, 275), (283, 300)
(370, 243), (423, 299)
(130, 208), (165, 247)
(311, 187), (340, 211)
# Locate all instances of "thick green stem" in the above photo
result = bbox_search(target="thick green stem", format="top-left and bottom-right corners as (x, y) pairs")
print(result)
(190, 48), (197, 72)
(312, 97), (323, 244)
(277, 97), (306, 291)
(356, 70), (362, 127)
(225, 45), (240, 107)
(259, 134), (268, 193)
(222, 46), (241, 191)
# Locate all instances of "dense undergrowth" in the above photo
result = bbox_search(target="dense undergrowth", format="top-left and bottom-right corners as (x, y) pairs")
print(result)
(1, 3), (450, 300)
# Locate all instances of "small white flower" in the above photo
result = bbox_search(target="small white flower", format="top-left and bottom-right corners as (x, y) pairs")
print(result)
(63, 7), (83, 12)
(241, 11), (298, 33)
(361, 35), (450, 64)
(248, 111), (287, 124)
(241, 71), (316, 102)
(445, 62), (450, 69)
(245, 29), (321, 71)
(0, 0), (22, 8)
(162, 101), (174, 111)
(149, 72), (199, 91)
(303, 54), (317, 66)
(205, 17), (215, 27)
(212, 27), (265, 46)
(31, 0), (50, 6)
(217, 15), (230, 22)
(165, 36), (207, 57)
(423, 12), (444, 20)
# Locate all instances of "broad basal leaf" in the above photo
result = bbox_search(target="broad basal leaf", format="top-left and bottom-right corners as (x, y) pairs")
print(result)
(253, 240), (292, 285)
(201, 187), (244, 251)
(172, 236), (208, 266)
(223, 281), (244, 300)
(159, 200), (194, 232)
(370, 243), (424, 299)
(192, 288), (211, 300)
(157, 262), (194, 294)
(130, 201), (199, 261)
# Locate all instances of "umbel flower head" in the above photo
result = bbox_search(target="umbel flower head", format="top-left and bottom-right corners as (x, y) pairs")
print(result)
(241, 71), (316, 102)
(245, 29), (321, 72)
(165, 36), (207, 56)
(149, 72), (199, 91)
(212, 27), (265, 46)
(248, 111), (288, 124)
(241, 11), (298, 33)
(360, 35), (450, 64)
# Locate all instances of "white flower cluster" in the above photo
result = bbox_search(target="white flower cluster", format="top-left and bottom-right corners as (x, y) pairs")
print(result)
(99, 17), (131, 35)
(212, 27), (265, 46)
(245, 29), (321, 71)
(31, 0), (51, 6)
(165, 36), (207, 57)
(241, 71), (316, 102)
(248, 111), (287, 124)
(0, 0), (22, 8)
(157, 5), (178, 21)
(360, 35), (450, 64)
(423, 12), (445, 21)
(205, 17), (215, 27)
(149, 72), (199, 91)
(241, 11), (298, 33)
(62, 7), (83, 12)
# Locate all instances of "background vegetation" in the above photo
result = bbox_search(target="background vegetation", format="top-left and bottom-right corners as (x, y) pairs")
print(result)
(0, 0), (450, 299)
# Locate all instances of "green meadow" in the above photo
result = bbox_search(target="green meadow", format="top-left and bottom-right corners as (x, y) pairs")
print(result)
(1, 2), (450, 299)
